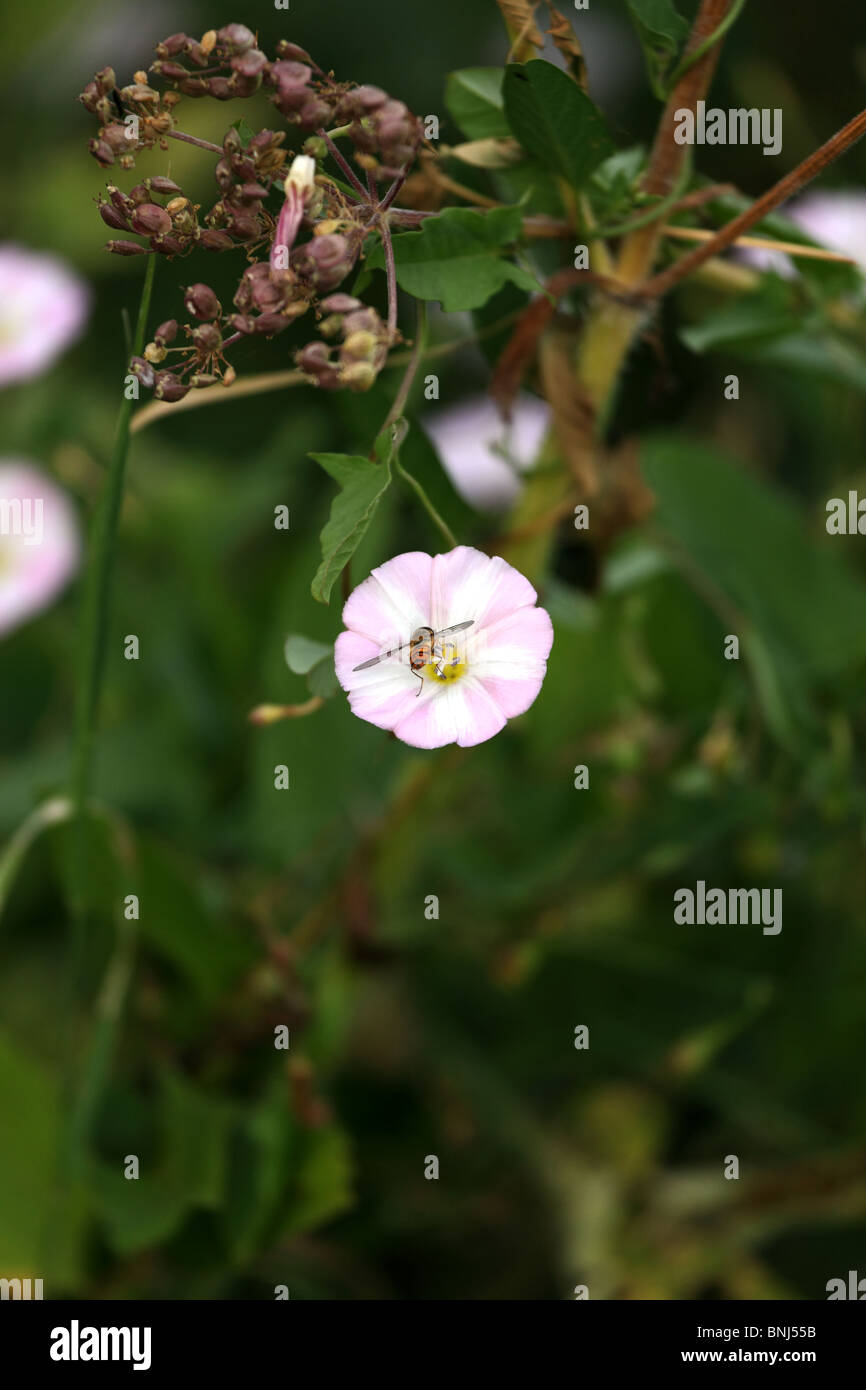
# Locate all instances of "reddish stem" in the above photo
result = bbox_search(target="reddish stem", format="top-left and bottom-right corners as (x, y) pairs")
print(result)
(317, 128), (367, 197)
(166, 129), (223, 155)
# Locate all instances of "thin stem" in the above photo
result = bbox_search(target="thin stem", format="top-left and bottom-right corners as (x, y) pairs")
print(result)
(641, 106), (866, 299)
(71, 255), (156, 835)
(667, 0), (748, 88)
(379, 168), (409, 213)
(394, 456), (458, 549)
(380, 217), (399, 340)
(131, 368), (306, 433)
(166, 128), (223, 154)
(377, 301), (427, 444)
(0, 797), (72, 920)
(318, 127), (367, 197)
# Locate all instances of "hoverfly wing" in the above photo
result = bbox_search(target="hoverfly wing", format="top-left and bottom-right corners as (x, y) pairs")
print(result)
(352, 640), (408, 672)
(434, 620), (475, 638)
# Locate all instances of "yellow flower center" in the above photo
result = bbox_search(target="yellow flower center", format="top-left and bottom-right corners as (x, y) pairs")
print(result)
(424, 638), (468, 686)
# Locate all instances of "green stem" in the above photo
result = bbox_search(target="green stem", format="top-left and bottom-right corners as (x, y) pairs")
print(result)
(666, 0), (748, 89)
(0, 797), (73, 920)
(71, 256), (155, 828)
(394, 455), (458, 549)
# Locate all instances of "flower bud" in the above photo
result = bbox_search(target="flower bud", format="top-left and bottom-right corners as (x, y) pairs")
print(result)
(255, 312), (290, 335)
(130, 356), (156, 388)
(178, 77), (209, 96)
(192, 322), (222, 353)
(149, 234), (184, 257)
(276, 40), (314, 62)
(106, 239), (147, 255)
(284, 153), (316, 197)
(208, 78), (233, 101)
(342, 330), (378, 361)
(120, 82), (158, 103)
(218, 23), (255, 52)
(143, 341), (167, 364)
(297, 97), (334, 130)
(231, 48), (267, 78)
(95, 66), (117, 94)
(292, 232), (357, 292)
(340, 360), (377, 392)
(184, 283), (221, 320)
(229, 313), (256, 335)
(151, 60), (188, 80)
(149, 176), (183, 195)
(154, 371), (191, 401)
(320, 293), (363, 314)
(199, 228), (234, 251)
(190, 372), (220, 388)
(89, 138), (115, 167)
(101, 123), (131, 153)
(156, 33), (190, 58)
(155, 319), (178, 345)
(131, 203), (172, 236)
(99, 201), (130, 231)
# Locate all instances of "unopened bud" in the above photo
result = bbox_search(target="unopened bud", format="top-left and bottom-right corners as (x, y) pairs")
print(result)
(192, 322), (222, 353)
(199, 228), (234, 251)
(131, 203), (172, 236)
(342, 330), (378, 361)
(89, 138), (115, 167)
(106, 239), (147, 255)
(155, 319), (178, 345)
(284, 154), (316, 197)
(184, 283), (221, 320)
(340, 360), (377, 391)
(154, 371), (191, 401)
(99, 201), (130, 231)
(148, 176), (183, 195)
(130, 356), (156, 388)
(218, 23), (255, 52)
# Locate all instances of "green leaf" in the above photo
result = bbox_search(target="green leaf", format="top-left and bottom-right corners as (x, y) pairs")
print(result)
(0, 1030), (59, 1270)
(307, 656), (339, 699)
(93, 1069), (233, 1256)
(367, 206), (541, 312)
(680, 282), (807, 353)
(284, 633), (334, 675)
(310, 452), (392, 604)
(642, 435), (866, 740)
(445, 67), (509, 139)
(503, 60), (614, 191)
(231, 116), (255, 147)
(625, 0), (688, 99)
(283, 1126), (354, 1237)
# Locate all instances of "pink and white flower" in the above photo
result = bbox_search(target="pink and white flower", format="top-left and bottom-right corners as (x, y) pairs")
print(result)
(0, 245), (90, 387)
(0, 461), (81, 637)
(270, 154), (316, 272)
(422, 393), (550, 511)
(334, 546), (553, 748)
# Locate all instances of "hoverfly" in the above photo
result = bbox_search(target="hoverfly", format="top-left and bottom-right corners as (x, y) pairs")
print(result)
(352, 621), (475, 696)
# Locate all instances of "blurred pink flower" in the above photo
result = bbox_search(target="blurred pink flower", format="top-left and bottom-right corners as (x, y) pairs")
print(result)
(740, 191), (866, 279)
(0, 462), (81, 637)
(422, 393), (550, 511)
(335, 547), (553, 749)
(0, 246), (90, 387)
